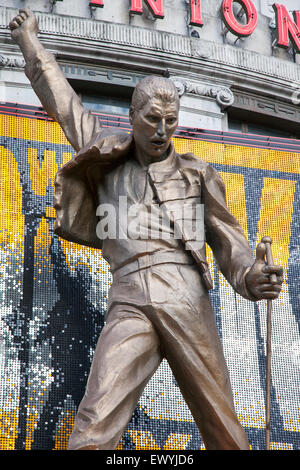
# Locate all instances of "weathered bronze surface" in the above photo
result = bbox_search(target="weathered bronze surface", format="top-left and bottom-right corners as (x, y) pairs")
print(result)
(10, 9), (283, 451)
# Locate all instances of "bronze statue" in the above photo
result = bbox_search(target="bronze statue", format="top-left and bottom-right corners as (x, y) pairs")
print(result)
(9, 9), (283, 450)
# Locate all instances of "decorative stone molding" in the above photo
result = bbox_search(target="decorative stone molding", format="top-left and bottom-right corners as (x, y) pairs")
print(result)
(232, 90), (300, 125)
(210, 87), (235, 109)
(171, 77), (186, 97)
(190, 39), (213, 59)
(0, 6), (300, 86)
(0, 53), (25, 68)
(171, 76), (234, 109)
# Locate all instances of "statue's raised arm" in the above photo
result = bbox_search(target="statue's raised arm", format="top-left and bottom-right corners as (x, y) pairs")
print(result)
(9, 9), (101, 152)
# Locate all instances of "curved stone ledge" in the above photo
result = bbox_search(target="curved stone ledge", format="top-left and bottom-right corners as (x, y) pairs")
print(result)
(1, 6), (300, 85)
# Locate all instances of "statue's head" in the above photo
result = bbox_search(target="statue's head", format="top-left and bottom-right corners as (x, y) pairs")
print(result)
(129, 76), (179, 162)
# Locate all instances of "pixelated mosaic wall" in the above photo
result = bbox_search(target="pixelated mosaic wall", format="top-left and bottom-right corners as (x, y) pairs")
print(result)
(0, 112), (299, 450)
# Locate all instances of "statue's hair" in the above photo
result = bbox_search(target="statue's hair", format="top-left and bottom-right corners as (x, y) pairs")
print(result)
(130, 76), (179, 117)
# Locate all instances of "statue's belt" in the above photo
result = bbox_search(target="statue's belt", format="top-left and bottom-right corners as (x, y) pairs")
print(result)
(111, 251), (194, 281)
(111, 251), (213, 291)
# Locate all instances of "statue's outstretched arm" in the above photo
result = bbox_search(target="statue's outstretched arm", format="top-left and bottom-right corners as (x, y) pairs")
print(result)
(9, 9), (101, 152)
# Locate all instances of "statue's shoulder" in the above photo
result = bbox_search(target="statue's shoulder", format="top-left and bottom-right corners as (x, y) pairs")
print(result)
(177, 151), (210, 173)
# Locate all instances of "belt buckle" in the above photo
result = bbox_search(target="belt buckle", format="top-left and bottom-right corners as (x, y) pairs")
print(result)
(138, 255), (151, 270)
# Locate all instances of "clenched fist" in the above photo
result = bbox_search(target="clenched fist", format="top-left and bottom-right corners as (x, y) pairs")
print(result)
(245, 242), (283, 301)
(9, 8), (38, 43)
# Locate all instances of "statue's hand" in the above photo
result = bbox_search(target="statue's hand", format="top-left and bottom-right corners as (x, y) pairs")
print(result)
(245, 242), (283, 301)
(9, 9), (38, 43)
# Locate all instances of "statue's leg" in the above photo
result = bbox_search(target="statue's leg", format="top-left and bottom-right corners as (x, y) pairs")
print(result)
(67, 303), (162, 450)
(146, 263), (250, 450)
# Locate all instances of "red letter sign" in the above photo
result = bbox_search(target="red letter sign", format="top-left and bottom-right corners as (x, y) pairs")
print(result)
(189, 0), (203, 27)
(89, 0), (104, 6)
(294, 11), (300, 28)
(130, 0), (164, 19)
(272, 3), (300, 53)
(130, 0), (143, 15)
(222, 0), (258, 37)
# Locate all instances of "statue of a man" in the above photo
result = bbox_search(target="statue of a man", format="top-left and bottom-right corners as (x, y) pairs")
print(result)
(9, 9), (283, 450)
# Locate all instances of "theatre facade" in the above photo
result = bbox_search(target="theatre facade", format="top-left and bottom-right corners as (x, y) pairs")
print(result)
(0, 0), (299, 451)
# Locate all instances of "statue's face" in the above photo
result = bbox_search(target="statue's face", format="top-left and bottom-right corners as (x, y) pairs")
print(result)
(130, 96), (179, 162)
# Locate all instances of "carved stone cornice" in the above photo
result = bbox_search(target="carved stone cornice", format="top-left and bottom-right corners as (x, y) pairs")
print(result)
(232, 90), (300, 126)
(0, 6), (300, 92)
(171, 76), (234, 109)
(0, 53), (25, 68)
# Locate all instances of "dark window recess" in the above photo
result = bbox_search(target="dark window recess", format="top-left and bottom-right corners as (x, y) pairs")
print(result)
(228, 118), (300, 139)
(80, 93), (130, 117)
(71, 78), (133, 118)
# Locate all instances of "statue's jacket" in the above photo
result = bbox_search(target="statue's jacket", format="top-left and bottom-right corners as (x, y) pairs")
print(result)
(25, 47), (256, 302)
(53, 128), (256, 301)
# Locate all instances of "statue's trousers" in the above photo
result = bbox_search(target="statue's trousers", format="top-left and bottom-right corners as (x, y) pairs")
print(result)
(68, 262), (250, 450)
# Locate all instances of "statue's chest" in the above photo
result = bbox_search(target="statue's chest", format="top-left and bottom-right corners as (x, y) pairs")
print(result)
(101, 161), (201, 210)
(148, 168), (201, 203)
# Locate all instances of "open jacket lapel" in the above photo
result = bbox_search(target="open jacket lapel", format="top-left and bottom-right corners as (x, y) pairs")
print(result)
(53, 129), (133, 248)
